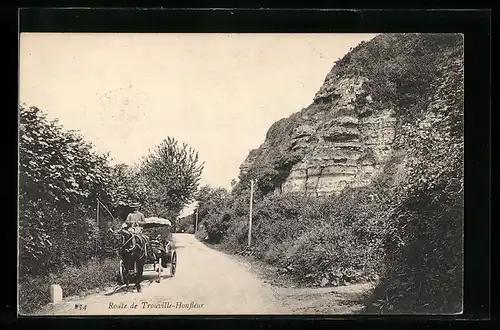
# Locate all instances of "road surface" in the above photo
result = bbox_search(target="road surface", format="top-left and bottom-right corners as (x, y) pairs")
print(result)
(38, 234), (283, 315)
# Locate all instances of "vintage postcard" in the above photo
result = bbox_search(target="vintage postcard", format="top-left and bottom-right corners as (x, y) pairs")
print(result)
(18, 32), (464, 315)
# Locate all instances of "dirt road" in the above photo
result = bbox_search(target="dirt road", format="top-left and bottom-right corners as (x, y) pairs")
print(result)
(38, 234), (283, 315)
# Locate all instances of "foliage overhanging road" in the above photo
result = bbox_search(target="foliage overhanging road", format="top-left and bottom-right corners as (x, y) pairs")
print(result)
(39, 234), (282, 315)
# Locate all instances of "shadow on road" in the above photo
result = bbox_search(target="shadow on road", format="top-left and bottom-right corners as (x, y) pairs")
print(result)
(104, 285), (130, 296)
(104, 271), (174, 296)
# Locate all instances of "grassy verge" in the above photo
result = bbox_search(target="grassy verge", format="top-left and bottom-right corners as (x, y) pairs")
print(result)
(19, 256), (119, 315)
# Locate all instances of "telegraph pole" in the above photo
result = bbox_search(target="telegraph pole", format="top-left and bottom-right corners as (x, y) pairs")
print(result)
(248, 179), (255, 247)
(96, 198), (100, 227)
(95, 198), (100, 257)
(195, 208), (199, 233)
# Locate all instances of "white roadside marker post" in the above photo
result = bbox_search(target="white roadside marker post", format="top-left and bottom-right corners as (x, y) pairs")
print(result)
(50, 284), (63, 304)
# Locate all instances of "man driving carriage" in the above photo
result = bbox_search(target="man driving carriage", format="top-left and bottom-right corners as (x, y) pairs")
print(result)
(122, 203), (173, 253)
(122, 202), (146, 234)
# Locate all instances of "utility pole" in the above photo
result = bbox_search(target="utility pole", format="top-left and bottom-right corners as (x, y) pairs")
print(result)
(95, 198), (100, 257)
(96, 198), (100, 227)
(195, 208), (199, 233)
(248, 179), (255, 247)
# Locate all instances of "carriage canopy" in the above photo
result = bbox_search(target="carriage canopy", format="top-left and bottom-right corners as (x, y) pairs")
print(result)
(143, 217), (173, 228)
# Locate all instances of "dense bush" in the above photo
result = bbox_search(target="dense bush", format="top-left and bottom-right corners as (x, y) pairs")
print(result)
(194, 225), (208, 241)
(248, 193), (320, 262)
(219, 215), (250, 251)
(194, 186), (233, 243)
(176, 214), (195, 233)
(18, 106), (115, 277)
(202, 211), (232, 243)
(185, 224), (195, 234)
(284, 223), (376, 286)
(255, 187), (389, 286)
(19, 257), (119, 315)
(199, 188), (388, 287)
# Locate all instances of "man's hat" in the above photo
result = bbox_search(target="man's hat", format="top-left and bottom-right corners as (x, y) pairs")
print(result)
(129, 202), (141, 208)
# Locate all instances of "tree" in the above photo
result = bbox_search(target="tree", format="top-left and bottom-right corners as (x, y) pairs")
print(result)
(18, 105), (115, 276)
(106, 163), (150, 220)
(195, 185), (230, 221)
(19, 106), (111, 207)
(139, 137), (204, 218)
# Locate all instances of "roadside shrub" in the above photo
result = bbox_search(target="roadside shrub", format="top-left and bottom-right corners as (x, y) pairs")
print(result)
(18, 199), (100, 278)
(18, 274), (53, 315)
(250, 193), (320, 261)
(220, 216), (249, 251)
(270, 186), (389, 286)
(365, 189), (463, 314)
(176, 214), (195, 233)
(18, 256), (119, 315)
(283, 222), (374, 286)
(213, 189), (387, 286)
(194, 226), (208, 241)
(186, 224), (195, 234)
(202, 211), (233, 243)
(58, 258), (118, 295)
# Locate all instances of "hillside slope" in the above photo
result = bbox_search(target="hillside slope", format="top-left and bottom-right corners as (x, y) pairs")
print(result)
(238, 33), (463, 198)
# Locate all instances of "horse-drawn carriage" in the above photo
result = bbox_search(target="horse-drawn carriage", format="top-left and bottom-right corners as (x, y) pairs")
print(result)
(113, 217), (177, 291)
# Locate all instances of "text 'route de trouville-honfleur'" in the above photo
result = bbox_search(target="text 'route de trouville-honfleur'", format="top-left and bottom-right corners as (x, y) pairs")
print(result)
(108, 301), (205, 310)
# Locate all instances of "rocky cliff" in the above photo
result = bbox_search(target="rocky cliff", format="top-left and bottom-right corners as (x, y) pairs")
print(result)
(238, 33), (463, 197)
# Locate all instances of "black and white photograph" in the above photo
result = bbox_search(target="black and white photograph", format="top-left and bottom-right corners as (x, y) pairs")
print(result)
(18, 32), (464, 316)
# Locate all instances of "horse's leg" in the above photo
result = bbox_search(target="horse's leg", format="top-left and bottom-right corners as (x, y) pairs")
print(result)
(135, 259), (145, 292)
(124, 258), (131, 291)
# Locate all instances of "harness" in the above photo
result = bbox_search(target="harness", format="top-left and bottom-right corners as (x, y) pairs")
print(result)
(120, 232), (151, 260)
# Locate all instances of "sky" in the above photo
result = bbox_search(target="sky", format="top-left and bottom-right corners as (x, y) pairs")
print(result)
(19, 33), (378, 216)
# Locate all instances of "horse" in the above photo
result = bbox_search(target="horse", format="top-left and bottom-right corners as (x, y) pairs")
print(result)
(110, 227), (151, 292)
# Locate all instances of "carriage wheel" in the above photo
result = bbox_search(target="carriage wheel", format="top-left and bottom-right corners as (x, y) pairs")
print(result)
(119, 259), (126, 284)
(157, 258), (163, 283)
(170, 251), (177, 277)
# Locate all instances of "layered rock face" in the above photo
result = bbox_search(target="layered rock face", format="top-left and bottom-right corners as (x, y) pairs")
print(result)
(281, 76), (397, 196)
(238, 33), (462, 197)
(239, 75), (397, 196)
